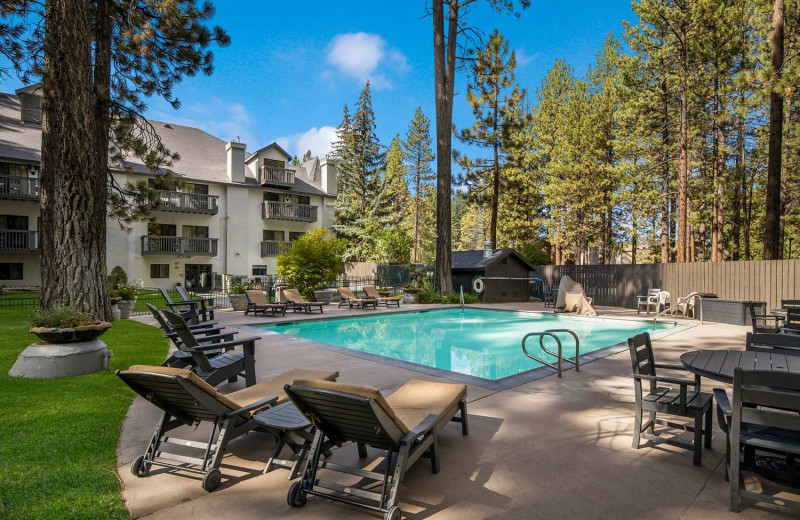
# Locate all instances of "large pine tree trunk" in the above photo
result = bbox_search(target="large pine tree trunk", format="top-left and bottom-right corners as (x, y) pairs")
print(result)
(40, 0), (109, 321)
(712, 84), (725, 262)
(433, 0), (456, 293)
(677, 47), (689, 263)
(765, 0), (784, 260)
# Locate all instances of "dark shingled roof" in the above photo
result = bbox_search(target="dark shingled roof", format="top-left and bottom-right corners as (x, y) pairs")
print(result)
(447, 248), (535, 271)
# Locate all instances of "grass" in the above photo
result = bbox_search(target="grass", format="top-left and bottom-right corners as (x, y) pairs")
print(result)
(0, 309), (168, 519)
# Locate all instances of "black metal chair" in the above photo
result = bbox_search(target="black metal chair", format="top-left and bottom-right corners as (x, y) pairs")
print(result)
(176, 285), (215, 321)
(728, 368), (800, 512)
(745, 302), (783, 334)
(162, 310), (258, 388)
(628, 332), (713, 466)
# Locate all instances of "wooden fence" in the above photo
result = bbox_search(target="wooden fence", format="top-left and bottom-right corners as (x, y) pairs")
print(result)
(531, 260), (800, 311)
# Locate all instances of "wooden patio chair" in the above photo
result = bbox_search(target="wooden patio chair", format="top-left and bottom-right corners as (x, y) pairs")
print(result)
(745, 302), (783, 334)
(727, 368), (800, 512)
(363, 285), (401, 307)
(337, 286), (378, 310)
(176, 285), (214, 321)
(162, 310), (258, 388)
(282, 288), (324, 314)
(284, 378), (469, 520)
(158, 287), (201, 324)
(118, 365), (338, 491)
(628, 332), (713, 466)
(745, 332), (800, 356)
(244, 290), (287, 316)
(146, 303), (227, 367)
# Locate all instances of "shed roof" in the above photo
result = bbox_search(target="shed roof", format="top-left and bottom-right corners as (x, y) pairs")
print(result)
(448, 249), (536, 271)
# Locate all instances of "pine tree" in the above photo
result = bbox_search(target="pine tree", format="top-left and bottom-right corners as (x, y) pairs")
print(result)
(383, 135), (411, 229)
(402, 107), (436, 262)
(456, 29), (528, 249)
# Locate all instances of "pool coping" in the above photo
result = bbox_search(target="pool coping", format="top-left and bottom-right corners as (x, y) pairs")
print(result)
(236, 306), (698, 391)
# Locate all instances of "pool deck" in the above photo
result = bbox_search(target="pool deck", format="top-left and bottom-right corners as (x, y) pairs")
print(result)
(120, 302), (799, 519)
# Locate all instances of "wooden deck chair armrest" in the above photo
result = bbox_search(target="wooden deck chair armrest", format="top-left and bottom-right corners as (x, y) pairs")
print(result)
(631, 374), (698, 387)
(653, 363), (689, 371)
(169, 298), (200, 306)
(194, 332), (238, 344)
(400, 414), (439, 446)
(193, 327), (227, 336)
(188, 321), (218, 329)
(206, 337), (260, 354)
(712, 388), (732, 417)
(225, 395), (279, 418)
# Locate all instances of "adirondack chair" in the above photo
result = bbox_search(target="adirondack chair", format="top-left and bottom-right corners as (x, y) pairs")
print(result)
(145, 303), (227, 368)
(744, 302), (783, 334)
(727, 369), (800, 512)
(162, 310), (258, 387)
(628, 332), (713, 466)
(176, 285), (214, 321)
(637, 288), (662, 315)
(158, 287), (200, 325)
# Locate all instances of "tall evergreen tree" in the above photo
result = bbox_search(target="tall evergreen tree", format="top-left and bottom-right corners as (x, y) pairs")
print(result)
(402, 107), (436, 262)
(383, 135), (411, 229)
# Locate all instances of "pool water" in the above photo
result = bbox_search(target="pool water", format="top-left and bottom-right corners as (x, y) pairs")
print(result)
(259, 308), (675, 381)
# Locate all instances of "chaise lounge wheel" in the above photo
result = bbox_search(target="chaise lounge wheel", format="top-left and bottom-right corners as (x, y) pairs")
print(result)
(131, 455), (150, 477)
(385, 505), (401, 520)
(202, 468), (221, 492)
(287, 482), (307, 507)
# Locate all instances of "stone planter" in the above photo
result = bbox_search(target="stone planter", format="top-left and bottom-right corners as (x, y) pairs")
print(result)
(229, 293), (248, 312)
(29, 322), (112, 343)
(403, 291), (418, 304)
(313, 290), (335, 304)
(110, 304), (121, 321)
(9, 339), (113, 378)
(118, 300), (135, 319)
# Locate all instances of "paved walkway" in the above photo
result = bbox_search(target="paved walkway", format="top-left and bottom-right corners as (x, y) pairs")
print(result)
(119, 302), (799, 519)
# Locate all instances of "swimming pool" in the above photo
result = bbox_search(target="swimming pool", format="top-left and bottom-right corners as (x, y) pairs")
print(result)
(257, 308), (678, 385)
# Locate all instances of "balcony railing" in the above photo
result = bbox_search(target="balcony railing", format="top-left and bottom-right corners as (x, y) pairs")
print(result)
(260, 240), (293, 257)
(140, 236), (218, 257)
(259, 166), (295, 188)
(262, 201), (318, 222)
(151, 191), (219, 215)
(0, 230), (39, 253)
(0, 176), (39, 200)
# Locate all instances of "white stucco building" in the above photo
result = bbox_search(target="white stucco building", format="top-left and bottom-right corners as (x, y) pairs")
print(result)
(0, 85), (337, 290)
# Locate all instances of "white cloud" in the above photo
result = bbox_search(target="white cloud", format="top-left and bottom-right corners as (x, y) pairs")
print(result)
(275, 126), (337, 159)
(515, 49), (537, 67)
(151, 97), (258, 147)
(325, 32), (408, 90)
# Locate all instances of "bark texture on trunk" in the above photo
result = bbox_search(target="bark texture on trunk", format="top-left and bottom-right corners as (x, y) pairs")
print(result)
(433, 0), (457, 293)
(765, 0), (784, 260)
(40, 0), (109, 321)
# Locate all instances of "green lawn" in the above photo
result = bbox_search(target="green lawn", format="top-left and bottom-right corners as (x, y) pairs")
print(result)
(0, 309), (168, 519)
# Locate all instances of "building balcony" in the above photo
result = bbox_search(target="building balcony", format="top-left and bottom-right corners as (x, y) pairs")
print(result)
(259, 166), (295, 188)
(0, 230), (39, 253)
(0, 176), (39, 201)
(262, 201), (318, 222)
(140, 236), (218, 257)
(260, 240), (293, 257)
(151, 191), (219, 215)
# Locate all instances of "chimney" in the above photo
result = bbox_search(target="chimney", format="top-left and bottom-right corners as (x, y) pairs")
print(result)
(15, 84), (42, 125)
(483, 241), (494, 258)
(226, 141), (246, 183)
(320, 157), (338, 196)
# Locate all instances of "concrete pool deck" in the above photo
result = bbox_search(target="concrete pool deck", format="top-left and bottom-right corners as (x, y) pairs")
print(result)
(119, 302), (799, 519)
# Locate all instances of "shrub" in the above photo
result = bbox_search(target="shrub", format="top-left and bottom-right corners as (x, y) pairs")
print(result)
(519, 242), (552, 265)
(116, 285), (137, 301)
(108, 266), (128, 288)
(30, 305), (101, 328)
(276, 228), (345, 299)
(230, 283), (247, 295)
(416, 280), (479, 304)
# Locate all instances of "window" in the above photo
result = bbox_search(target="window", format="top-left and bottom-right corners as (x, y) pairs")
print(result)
(0, 263), (23, 280)
(150, 264), (170, 279)
(147, 223), (176, 236)
(181, 225), (209, 238)
(294, 195), (310, 205)
(263, 230), (285, 241)
(0, 162), (30, 177)
(263, 192), (282, 202)
(501, 257), (508, 266)
(0, 215), (28, 230)
(289, 231), (305, 241)
(263, 159), (285, 169)
(252, 265), (267, 276)
(182, 182), (209, 195)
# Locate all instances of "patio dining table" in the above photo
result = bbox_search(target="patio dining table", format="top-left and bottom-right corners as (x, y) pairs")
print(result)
(680, 349), (800, 384)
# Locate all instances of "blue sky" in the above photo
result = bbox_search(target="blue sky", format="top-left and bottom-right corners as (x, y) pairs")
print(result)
(2, 1), (637, 159)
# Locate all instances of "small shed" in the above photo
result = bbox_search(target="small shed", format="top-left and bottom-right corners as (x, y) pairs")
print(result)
(450, 249), (535, 303)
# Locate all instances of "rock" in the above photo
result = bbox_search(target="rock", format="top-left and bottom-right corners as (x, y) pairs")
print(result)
(9, 339), (113, 379)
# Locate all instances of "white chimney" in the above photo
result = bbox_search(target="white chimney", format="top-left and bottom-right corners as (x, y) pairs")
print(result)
(226, 141), (246, 183)
(320, 157), (338, 196)
(483, 241), (494, 258)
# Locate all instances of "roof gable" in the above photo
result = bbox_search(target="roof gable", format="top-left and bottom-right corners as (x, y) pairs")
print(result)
(450, 248), (536, 271)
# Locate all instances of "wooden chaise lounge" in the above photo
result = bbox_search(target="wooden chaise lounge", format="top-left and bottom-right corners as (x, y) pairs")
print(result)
(282, 288), (324, 314)
(336, 286), (378, 310)
(244, 290), (287, 316)
(363, 285), (402, 307)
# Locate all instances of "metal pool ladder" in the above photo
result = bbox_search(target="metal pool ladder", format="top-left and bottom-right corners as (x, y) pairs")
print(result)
(459, 285), (465, 313)
(521, 329), (580, 378)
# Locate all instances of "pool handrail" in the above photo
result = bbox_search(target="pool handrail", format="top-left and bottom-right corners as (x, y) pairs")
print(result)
(538, 329), (580, 373)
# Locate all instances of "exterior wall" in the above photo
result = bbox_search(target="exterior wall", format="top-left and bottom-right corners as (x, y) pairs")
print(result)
(484, 256), (531, 302)
(0, 196), (41, 287)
